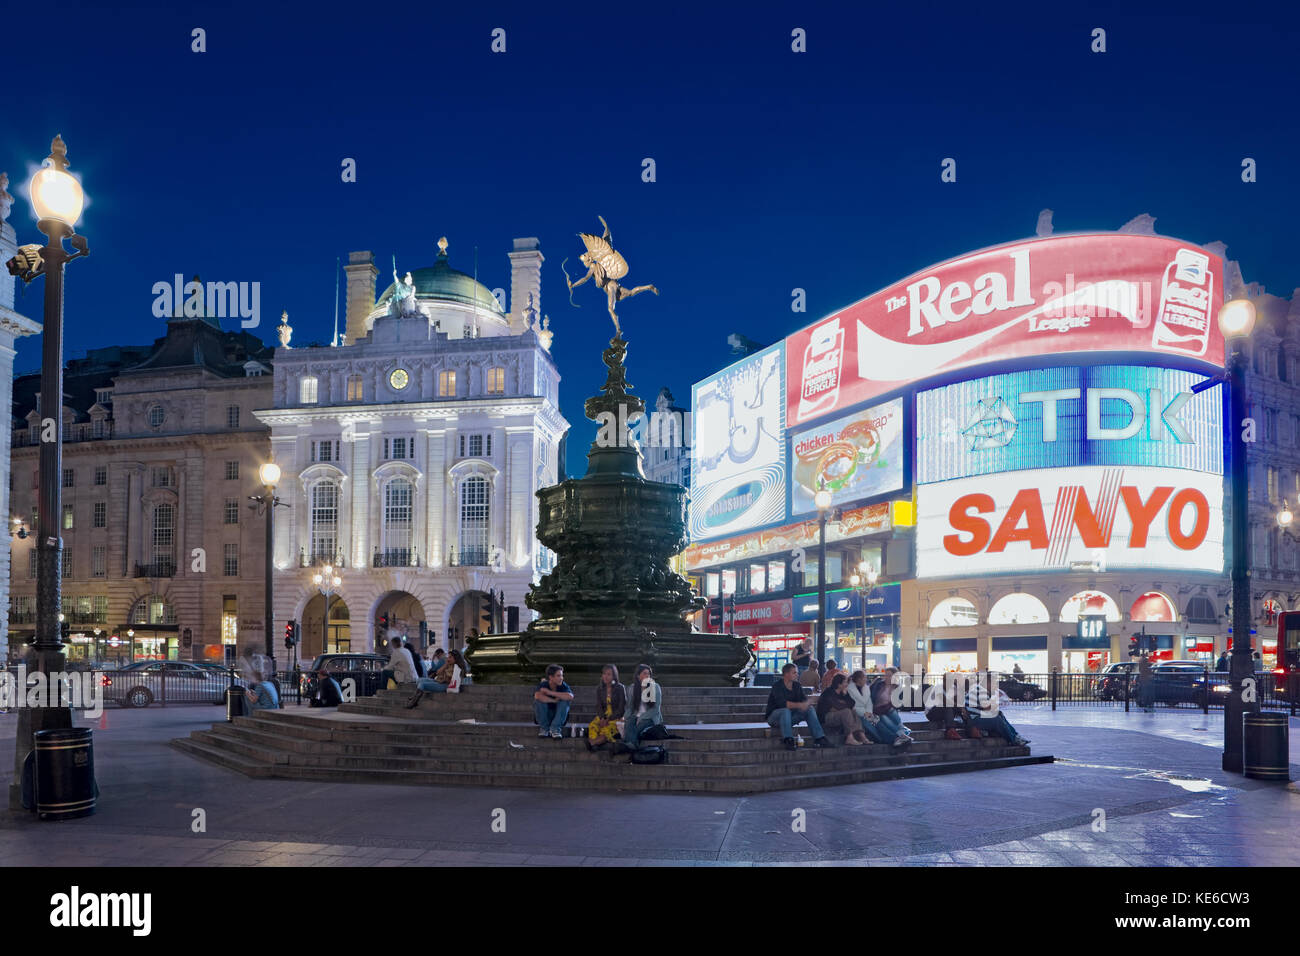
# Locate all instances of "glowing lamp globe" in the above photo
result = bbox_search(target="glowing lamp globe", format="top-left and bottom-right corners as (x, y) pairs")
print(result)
(1280, 502), (1295, 529)
(850, 573), (861, 587)
(1217, 299), (1256, 339)
(29, 163), (84, 226)
(259, 462), (281, 487)
(814, 488), (833, 511)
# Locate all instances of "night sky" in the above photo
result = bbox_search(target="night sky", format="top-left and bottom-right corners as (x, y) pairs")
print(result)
(3, 0), (1296, 476)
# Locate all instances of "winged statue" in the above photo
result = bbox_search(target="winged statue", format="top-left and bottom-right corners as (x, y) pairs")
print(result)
(561, 216), (658, 337)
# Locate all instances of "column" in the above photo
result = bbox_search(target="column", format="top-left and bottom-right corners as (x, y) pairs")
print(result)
(350, 428), (371, 567)
(427, 427), (446, 566)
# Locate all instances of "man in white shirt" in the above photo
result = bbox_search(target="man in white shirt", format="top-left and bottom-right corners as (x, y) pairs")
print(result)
(965, 674), (1031, 746)
(380, 636), (419, 688)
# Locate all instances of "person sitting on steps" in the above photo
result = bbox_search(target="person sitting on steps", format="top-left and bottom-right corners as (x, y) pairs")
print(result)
(587, 664), (626, 751)
(310, 667), (344, 708)
(765, 663), (831, 750)
(848, 669), (909, 747)
(533, 664), (574, 739)
(405, 650), (466, 707)
(964, 674), (1031, 747)
(381, 636), (419, 691)
(815, 672), (870, 745)
(819, 659), (842, 692)
(245, 671), (279, 712)
(923, 679), (979, 741)
(623, 664), (665, 748)
(869, 667), (914, 744)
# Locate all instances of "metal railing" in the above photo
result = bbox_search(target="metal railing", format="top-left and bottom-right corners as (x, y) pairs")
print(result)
(372, 550), (419, 568)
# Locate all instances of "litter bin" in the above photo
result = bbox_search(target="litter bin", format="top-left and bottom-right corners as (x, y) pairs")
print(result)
(34, 728), (96, 820)
(1243, 711), (1290, 781)
(226, 685), (247, 722)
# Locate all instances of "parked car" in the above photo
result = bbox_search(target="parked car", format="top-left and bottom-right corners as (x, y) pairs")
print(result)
(998, 675), (1047, 701)
(1144, 661), (1230, 708)
(299, 653), (389, 700)
(1093, 661), (1139, 700)
(100, 660), (238, 708)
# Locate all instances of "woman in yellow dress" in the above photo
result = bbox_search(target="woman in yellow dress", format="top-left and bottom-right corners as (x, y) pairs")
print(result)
(587, 664), (627, 750)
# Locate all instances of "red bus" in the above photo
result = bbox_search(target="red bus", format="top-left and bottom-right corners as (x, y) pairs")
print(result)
(1275, 610), (1300, 699)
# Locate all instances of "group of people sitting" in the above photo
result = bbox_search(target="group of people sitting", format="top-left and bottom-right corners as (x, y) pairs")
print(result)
(765, 656), (1032, 751)
(532, 663), (666, 750)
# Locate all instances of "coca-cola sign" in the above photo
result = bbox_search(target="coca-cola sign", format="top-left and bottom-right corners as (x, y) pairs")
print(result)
(785, 235), (1225, 426)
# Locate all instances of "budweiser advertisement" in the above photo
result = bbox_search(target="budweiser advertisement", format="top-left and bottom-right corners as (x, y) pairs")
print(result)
(786, 235), (1225, 427)
(684, 501), (892, 572)
(915, 466), (1224, 578)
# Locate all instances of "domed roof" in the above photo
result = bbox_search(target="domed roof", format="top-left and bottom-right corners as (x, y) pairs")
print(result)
(376, 239), (503, 314)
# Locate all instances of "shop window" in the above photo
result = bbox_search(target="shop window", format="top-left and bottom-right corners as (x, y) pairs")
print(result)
(767, 559), (786, 593)
(1059, 589), (1121, 622)
(748, 563), (766, 595)
(721, 568), (737, 596)
(704, 572), (720, 598)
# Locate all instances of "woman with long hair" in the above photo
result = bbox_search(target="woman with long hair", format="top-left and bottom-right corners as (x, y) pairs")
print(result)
(405, 649), (467, 707)
(622, 663), (664, 747)
(815, 672), (869, 745)
(587, 664), (626, 751)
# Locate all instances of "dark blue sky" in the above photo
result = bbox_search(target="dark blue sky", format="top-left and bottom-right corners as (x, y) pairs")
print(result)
(4, 0), (1296, 476)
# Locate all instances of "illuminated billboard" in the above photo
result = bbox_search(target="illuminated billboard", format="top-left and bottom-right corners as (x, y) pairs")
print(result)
(785, 235), (1224, 427)
(916, 366), (1223, 483)
(916, 466), (1224, 577)
(789, 397), (905, 515)
(690, 342), (786, 540)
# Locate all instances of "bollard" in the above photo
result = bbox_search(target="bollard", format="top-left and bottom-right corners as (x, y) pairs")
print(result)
(226, 685), (247, 722)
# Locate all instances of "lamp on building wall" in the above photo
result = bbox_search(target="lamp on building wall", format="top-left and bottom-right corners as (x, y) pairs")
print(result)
(1279, 500), (1295, 537)
(10, 517), (28, 540)
(5, 135), (89, 812)
(250, 462), (288, 675)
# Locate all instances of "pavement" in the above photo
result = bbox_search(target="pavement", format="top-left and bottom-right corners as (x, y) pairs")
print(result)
(1, 701), (1297, 866)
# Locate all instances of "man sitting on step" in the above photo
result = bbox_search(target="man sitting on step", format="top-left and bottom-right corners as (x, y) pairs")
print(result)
(245, 671), (280, 712)
(533, 664), (575, 739)
(765, 663), (831, 751)
(380, 636), (419, 691)
(964, 674), (1031, 747)
(310, 668), (344, 708)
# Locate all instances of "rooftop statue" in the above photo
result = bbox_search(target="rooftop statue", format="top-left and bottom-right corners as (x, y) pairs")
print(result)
(0, 172), (12, 225)
(389, 256), (419, 317)
(562, 216), (658, 338)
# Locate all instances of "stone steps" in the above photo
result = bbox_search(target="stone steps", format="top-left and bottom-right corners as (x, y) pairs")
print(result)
(172, 688), (1051, 794)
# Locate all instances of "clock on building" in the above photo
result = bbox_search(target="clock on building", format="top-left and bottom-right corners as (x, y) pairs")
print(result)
(389, 368), (410, 390)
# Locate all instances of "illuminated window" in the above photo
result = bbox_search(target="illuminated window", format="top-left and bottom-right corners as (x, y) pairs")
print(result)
(987, 593), (1050, 625)
(300, 377), (318, 404)
(486, 367), (505, 395)
(928, 597), (978, 628)
(383, 478), (413, 564)
(721, 568), (737, 595)
(458, 477), (490, 566)
(62, 505), (74, 530)
(1129, 591), (1177, 623)
(222, 595), (238, 644)
(748, 563), (766, 595)
(152, 504), (176, 573)
(347, 374), (364, 402)
(310, 481), (339, 562)
(767, 559), (786, 593)
(438, 371), (456, 397)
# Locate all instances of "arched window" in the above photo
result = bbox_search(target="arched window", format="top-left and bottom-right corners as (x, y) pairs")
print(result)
(928, 597), (978, 628)
(1130, 591), (1177, 622)
(310, 480), (339, 563)
(1184, 596), (1218, 624)
(987, 593), (1050, 625)
(151, 503), (175, 575)
(300, 376), (319, 404)
(130, 594), (175, 626)
(459, 476), (490, 566)
(382, 478), (413, 565)
(1059, 590), (1121, 622)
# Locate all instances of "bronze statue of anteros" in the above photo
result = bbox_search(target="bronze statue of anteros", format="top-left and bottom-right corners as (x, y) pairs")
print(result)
(562, 216), (658, 337)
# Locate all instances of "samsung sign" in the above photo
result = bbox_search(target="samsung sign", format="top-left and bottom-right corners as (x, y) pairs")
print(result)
(916, 366), (1222, 484)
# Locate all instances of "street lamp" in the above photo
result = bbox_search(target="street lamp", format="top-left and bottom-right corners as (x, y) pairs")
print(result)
(249, 462), (287, 675)
(1279, 500), (1295, 536)
(1210, 297), (1258, 773)
(4, 136), (88, 810)
(849, 561), (879, 673)
(813, 482), (833, 672)
(312, 564), (342, 659)
(10, 517), (28, 540)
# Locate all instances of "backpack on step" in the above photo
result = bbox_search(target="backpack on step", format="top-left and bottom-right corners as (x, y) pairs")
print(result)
(629, 745), (668, 765)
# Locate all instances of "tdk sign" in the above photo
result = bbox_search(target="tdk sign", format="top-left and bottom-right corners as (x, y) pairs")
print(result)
(1019, 387), (1193, 443)
(917, 366), (1222, 485)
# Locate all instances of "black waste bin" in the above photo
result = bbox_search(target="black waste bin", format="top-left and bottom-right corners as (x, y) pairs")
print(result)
(1243, 711), (1290, 781)
(226, 685), (247, 721)
(34, 728), (96, 820)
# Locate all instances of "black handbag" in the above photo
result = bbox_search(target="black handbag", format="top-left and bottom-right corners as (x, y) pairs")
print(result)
(629, 745), (669, 764)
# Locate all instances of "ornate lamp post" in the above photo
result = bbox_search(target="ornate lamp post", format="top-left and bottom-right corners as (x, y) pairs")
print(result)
(1279, 500), (1294, 537)
(1218, 298), (1259, 773)
(813, 483), (833, 671)
(249, 462), (286, 673)
(312, 565), (342, 658)
(849, 561), (879, 673)
(5, 136), (88, 810)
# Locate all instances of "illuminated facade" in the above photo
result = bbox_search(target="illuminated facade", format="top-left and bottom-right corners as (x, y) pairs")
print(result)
(258, 239), (568, 658)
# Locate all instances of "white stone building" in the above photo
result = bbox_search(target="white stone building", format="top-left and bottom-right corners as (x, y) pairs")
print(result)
(258, 238), (568, 658)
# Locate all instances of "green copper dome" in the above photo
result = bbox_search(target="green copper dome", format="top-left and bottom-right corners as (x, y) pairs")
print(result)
(377, 244), (504, 314)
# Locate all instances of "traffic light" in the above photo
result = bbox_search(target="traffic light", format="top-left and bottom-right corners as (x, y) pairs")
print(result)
(480, 590), (494, 633)
(379, 614), (390, 633)
(1128, 635), (1140, 657)
(285, 620), (296, 649)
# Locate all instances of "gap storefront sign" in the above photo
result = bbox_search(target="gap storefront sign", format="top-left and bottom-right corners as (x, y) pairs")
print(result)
(794, 583), (902, 621)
